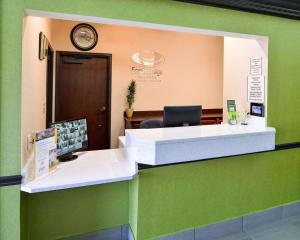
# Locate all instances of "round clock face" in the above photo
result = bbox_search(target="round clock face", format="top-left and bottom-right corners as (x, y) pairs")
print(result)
(71, 24), (98, 51)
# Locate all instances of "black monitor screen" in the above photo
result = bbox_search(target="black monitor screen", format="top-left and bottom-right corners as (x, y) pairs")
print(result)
(163, 106), (202, 127)
(252, 106), (262, 115)
(250, 102), (264, 117)
(52, 118), (88, 157)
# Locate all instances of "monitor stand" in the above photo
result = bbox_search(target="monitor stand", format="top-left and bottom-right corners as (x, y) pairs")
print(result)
(58, 153), (78, 162)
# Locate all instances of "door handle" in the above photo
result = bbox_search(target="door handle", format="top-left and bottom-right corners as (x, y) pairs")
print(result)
(97, 106), (106, 127)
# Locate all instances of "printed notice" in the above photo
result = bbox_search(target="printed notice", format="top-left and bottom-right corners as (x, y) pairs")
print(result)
(247, 76), (265, 103)
(34, 128), (57, 179)
(250, 57), (262, 75)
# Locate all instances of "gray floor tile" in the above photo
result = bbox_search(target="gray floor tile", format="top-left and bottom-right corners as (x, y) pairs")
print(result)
(126, 225), (135, 240)
(155, 229), (194, 240)
(215, 232), (252, 240)
(247, 214), (300, 240)
(243, 207), (283, 231)
(248, 224), (300, 240)
(283, 202), (300, 218)
(195, 218), (242, 240)
(64, 212), (300, 240)
(121, 225), (129, 240)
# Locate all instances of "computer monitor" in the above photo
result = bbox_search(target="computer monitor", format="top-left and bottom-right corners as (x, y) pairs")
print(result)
(52, 118), (88, 162)
(163, 106), (202, 127)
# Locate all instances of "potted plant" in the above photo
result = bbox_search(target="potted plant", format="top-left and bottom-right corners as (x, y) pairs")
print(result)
(126, 80), (136, 118)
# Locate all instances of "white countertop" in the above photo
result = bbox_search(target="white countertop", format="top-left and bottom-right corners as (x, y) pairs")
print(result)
(21, 148), (137, 193)
(125, 124), (275, 144)
(21, 124), (276, 192)
(125, 124), (276, 165)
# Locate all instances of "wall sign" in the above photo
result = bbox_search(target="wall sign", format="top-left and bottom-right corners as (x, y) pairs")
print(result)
(250, 57), (262, 75)
(247, 75), (265, 103)
(131, 66), (163, 82)
(131, 50), (164, 82)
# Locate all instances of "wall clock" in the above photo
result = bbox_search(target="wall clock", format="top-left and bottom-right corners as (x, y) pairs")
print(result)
(70, 23), (98, 51)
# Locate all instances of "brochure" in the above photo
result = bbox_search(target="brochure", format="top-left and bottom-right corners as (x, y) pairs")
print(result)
(227, 100), (237, 125)
(34, 128), (57, 179)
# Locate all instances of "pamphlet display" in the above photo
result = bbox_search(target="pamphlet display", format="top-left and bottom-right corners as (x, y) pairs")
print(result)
(34, 128), (57, 179)
(227, 100), (237, 125)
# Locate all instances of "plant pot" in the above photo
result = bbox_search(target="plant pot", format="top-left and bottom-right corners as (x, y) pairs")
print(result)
(126, 108), (134, 118)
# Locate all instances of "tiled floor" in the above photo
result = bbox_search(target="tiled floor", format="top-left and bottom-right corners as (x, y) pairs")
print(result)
(216, 214), (300, 240)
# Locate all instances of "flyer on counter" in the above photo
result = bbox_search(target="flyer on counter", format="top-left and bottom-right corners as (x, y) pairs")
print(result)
(34, 127), (57, 179)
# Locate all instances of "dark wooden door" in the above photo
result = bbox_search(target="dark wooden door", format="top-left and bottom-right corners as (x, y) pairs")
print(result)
(55, 52), (111, 150)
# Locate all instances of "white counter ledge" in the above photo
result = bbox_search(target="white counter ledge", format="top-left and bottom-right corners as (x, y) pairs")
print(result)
(125, 124), (276, 166)
(21, 148), (137, 193)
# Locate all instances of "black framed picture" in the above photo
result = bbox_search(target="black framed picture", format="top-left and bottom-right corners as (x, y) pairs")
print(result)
(39, 32), (45, 60)
(39, 32), (49, 60)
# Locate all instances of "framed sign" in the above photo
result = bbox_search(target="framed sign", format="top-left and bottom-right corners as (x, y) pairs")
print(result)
(247, 75), (265, 103)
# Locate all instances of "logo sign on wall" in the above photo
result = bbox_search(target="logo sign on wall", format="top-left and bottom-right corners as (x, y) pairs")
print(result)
(247, 75), (265, 103)
(131, 50), (164, 82)
(131, 67), (163, 82)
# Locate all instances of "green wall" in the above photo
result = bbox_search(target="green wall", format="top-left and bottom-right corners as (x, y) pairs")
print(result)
(132, 149), (300, 239)
(22, 0), (300, 146)
(0, 1), (23, 239)
(0, 186), (20, 240)
(1, 0), (300, 239)
(0, 0), (23, 176)
(21, 182), (129, 240)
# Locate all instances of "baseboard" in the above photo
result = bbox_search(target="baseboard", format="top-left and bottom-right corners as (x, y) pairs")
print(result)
(62, 200), (300, 240)
(156, 200), (300, 240)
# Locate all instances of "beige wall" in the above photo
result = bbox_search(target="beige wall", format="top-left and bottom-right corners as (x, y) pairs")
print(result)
(50, 20), (224, 147)
(223, 37), (267, 125)
(21, 18), (270, 166)
(21, 17), (270, 168)
(21, 16), (53, 167)
(22, 17), (224, 154)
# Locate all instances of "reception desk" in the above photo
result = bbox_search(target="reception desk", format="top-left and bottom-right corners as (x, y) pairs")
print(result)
(21, 123), (277, 240)
(22, 124), (275, 193)
(125, 124), (276, 166)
